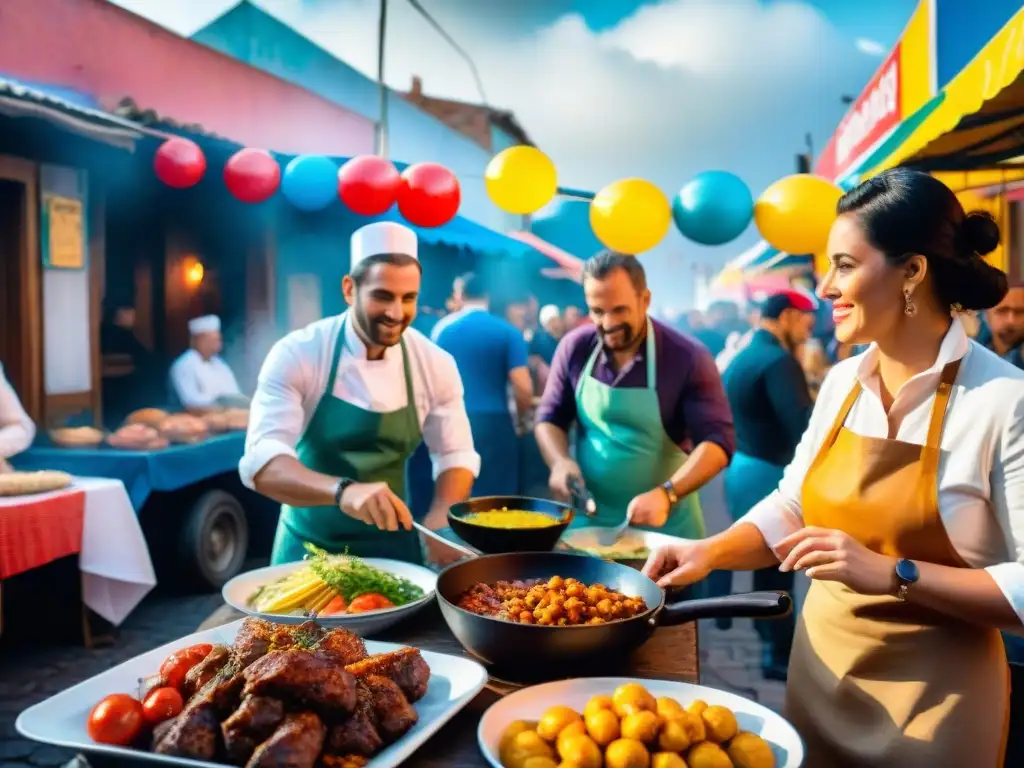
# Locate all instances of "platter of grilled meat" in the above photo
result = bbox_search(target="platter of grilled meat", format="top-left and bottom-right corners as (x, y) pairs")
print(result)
(15, 617), (488, 768)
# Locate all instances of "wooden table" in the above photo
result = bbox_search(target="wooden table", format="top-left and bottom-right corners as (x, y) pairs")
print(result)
(197, 602), (699, 767)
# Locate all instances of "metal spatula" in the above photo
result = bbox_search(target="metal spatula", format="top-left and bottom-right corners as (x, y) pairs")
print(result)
(596, 506), (635, 547)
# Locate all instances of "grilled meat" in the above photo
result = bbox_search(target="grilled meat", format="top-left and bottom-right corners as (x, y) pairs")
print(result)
(246, 712), (326, 768)
(324, 684), (383, 758)
(243, 649), (357, 719)
(361, 675), (418, 742)
(344, 648), (430, 702)
(153, 700), (221, 760)
(222, 696), (286, 765)
(315, 628), (368, 666)
(320, 755), (369, 768)
(184, 645), (231, 699)
(233, 618), (319, 669)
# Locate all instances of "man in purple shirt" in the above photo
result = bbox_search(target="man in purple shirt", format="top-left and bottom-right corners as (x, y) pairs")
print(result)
(535, 252), (735, 541)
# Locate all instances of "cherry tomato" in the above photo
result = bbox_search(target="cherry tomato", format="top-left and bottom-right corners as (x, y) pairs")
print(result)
(86, 694), (145, 746)
(319, 595), (347, 616)
(142, 687), (183, 724)
(159, 643), (212, 689)
(347, 593), (394, 613)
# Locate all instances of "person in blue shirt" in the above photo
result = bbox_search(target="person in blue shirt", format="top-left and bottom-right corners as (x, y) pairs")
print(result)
(982, 284), (1024, 370)
(720, 289), (816, 680)
(435, 273), (534, 497)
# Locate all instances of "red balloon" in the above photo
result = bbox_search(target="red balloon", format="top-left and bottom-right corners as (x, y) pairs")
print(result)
(223, 148), (280, 204)
(154, 138), (206, 189)
(397, 162), (460, 227)
(337, 155), (401, 216)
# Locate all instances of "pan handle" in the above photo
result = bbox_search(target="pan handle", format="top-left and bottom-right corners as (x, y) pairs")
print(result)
(657, 591), (792, 627)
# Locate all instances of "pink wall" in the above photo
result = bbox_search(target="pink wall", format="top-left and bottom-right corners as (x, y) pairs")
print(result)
(0, 0), (375, 156)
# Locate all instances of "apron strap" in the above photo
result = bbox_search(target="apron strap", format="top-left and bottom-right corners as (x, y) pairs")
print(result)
(398, 336), (416, 412)
(327, 315), (349, 394)
(576, 334), (603, 397)
(644, 317), (656, 390)
(823, 378), (863, 451)
(924, 359), (962, 450)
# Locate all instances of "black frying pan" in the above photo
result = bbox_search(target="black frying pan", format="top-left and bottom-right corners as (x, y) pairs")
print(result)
(448, 495), (574, 554)
(436, 551), (791, 678)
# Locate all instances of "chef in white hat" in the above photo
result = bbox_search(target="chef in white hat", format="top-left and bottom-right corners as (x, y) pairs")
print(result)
(169, 314), (246, 411)
(241, 221), (479, 567)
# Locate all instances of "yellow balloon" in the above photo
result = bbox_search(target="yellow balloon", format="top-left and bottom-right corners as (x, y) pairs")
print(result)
(589, 178), (671, 254)
(813, 249), (830, 278)
(485, 146), (558, 215)
(754, 174), (843, 255)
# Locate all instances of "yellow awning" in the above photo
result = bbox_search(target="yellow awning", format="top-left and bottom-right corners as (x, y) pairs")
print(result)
(867, 8), (1024, 175)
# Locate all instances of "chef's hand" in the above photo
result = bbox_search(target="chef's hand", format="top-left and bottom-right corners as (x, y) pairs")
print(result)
(0, 457), (11, 474)
(548, 458), (582, 498)
(776, 526), (895, 595)
(339, 482), (413, 532)
(642, 539), (714, 588)
(627, 488), (671, 527)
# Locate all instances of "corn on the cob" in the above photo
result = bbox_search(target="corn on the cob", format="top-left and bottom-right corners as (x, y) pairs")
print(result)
(309, 586), (338, 613)
(258, 572), (329, 613)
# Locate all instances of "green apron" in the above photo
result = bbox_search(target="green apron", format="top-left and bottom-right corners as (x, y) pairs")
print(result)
(573, 319), (705, 539)
(270, 316), (424, 565)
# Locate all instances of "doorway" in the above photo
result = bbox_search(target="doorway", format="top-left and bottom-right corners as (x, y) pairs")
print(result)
(0, 167), (41, 421)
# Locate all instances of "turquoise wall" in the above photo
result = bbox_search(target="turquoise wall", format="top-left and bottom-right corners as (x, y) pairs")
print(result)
(192, 2), (519, 232)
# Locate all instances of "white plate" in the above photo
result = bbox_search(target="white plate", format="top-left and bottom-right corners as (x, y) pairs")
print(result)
(561, 528), (683, 560)
(17, 618), (488, 768)
(221, 558), (437, 635)
(477, 677), (804, 768)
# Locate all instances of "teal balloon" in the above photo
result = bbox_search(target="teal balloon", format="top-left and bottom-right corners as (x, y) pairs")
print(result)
(672, 171), (753, 246)
(282, 155), (338, 212)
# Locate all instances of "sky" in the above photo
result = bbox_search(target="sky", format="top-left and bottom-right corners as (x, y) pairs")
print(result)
(110, 0), (918, 304)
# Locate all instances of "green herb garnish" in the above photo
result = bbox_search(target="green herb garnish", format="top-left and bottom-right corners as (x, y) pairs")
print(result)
(303, 543), (426, 606)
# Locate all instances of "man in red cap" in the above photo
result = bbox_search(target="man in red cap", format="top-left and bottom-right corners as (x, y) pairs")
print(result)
(716, 289), (817, 680)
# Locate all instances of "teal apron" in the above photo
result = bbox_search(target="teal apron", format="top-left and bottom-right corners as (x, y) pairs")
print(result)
(573, 319), (704, 539)
(270, 317), (424, 565)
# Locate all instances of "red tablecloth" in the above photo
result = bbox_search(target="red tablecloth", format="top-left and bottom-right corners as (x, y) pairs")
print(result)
(0, 489), (85, 579)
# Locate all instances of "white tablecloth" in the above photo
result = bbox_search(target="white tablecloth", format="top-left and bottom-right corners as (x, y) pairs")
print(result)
(0, 476), (157, 625)
(76, 476), (156, 625)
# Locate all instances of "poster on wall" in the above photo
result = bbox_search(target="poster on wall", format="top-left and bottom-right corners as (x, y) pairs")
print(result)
(42, 195), (85, 269)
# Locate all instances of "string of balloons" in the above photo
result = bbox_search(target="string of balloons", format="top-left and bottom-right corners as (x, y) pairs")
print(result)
(153, 137), (844, 258)
(484, 145), (844, 258)
(152, 138), (462, 228)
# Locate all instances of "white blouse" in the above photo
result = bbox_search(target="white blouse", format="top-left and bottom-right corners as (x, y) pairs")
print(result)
(0, 362), (35, 459)
(239, 312), (480, 490)
(739, 319), (1024, 629)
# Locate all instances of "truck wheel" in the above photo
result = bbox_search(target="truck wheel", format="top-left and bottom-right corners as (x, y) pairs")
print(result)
(180, 490), (249, 589)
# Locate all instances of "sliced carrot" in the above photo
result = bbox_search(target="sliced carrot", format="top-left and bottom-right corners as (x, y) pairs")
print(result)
(319, 594), (347, 616)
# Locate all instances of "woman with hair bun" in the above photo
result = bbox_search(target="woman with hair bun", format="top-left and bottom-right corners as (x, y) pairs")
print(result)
(642, 168), (1024, 765)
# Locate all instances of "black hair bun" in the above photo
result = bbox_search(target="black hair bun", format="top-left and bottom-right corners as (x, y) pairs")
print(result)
(962, 211), (1000, 257)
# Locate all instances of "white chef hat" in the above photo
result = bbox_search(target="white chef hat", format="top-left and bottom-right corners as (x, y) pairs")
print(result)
(539, 305), (560, 326)
(350, 222), (418, 270)
(188, 315), (221, 335)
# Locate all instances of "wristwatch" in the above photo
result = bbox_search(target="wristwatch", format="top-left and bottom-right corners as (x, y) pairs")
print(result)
(660, 481), (679, 506)
(334, 477), (355, 508)
(894, 558), (919, 601)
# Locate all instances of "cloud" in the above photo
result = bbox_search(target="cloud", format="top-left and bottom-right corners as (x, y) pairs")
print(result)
(855, 37), (887, 57)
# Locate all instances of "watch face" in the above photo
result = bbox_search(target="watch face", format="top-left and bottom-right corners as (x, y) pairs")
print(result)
(895, 558), (919, 583)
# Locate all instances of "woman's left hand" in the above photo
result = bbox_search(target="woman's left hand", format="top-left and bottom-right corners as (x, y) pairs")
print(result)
(776, 527), (896, 595)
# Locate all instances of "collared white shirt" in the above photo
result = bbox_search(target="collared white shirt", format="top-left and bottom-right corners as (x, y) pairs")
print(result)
(239, 311), (480, 489)
(740, 318), (1024, 629)
(169, 349), (243, 409)
(0, 362), (35, 459)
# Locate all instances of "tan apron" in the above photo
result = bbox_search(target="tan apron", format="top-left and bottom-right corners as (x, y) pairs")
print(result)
(786, 360), (1010, 767)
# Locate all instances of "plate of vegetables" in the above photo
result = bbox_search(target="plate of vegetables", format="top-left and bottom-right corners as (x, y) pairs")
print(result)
(221, 544), (437, 636)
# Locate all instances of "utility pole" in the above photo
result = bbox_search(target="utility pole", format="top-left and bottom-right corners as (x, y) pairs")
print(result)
(376, 0), (389, 158)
